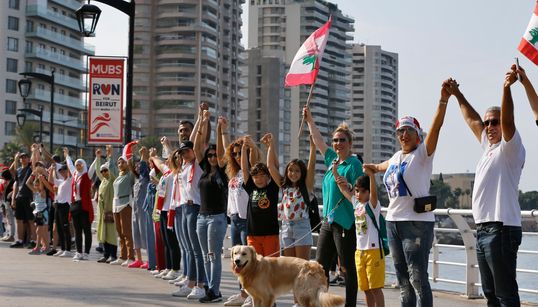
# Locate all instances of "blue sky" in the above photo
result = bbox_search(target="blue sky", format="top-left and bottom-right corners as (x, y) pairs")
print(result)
(89, 1), (538, 191)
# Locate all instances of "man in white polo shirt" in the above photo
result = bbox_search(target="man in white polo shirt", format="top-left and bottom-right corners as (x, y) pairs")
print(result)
(447, 66), (526, 306)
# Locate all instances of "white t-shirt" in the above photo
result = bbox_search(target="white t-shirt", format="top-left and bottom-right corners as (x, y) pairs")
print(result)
(157, 168), (174, 212)
(383, 142), (435, 222)
(352, 196), (382, 251)
(54, 177), (72, 204)
(472, 130), (525, 226)
(178, 161), (202, 205)
(227, 172), (249, 219)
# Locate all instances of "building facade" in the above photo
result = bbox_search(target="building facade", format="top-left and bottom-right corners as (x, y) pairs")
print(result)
(132, 0), (245, 146)
(350, 44), (398, 164)
(0, 0), (93, 154)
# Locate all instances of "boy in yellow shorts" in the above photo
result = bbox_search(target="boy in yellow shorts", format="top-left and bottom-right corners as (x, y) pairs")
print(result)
(334, 165), (385, 307)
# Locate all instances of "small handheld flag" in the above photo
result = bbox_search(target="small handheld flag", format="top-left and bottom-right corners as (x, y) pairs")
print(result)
(519, 1), (538, 65)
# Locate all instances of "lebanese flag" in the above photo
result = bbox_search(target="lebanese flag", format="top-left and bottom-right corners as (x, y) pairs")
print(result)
(519, 1), (538, 65)
(285, 17), (332, 87)
(122, 140), (138, 161)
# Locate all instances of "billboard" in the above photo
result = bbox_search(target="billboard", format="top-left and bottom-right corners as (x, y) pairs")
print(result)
(87, 57), (124, 144)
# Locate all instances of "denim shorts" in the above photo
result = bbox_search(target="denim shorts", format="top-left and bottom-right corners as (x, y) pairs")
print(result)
(281, 218), (313, 248)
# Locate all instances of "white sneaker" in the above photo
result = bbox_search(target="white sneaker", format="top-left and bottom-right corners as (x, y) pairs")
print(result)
(53, 250), (64, 257)
(174, 275), (189, 287)
(121, 259), (133, 267)
(72, 252), (83, 261)
(155, 269), (170, 278)
(172, 285), (193, 297)
(109, 258), (124, 265)
(224, 293), (247, 306)
(241, 296), (253, 307)
(162, 270), (181, 280)
(59, 250), (72, 258)
(168, 274), (185, 284)
(150, 269), (161, 275)
(82, 253), (89, 260)
(186, 286), (205, 300)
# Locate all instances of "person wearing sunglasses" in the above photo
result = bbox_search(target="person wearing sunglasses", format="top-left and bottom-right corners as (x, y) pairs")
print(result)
(303, 105), (362, 307)
(363, 80), (451, 307)
(446, 66), (526, 306)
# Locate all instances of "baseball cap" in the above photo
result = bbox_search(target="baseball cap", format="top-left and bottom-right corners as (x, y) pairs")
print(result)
(178, 141), (194, 153)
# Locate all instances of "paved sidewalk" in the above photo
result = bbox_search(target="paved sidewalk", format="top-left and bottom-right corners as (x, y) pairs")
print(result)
(0, 240), (490, 306)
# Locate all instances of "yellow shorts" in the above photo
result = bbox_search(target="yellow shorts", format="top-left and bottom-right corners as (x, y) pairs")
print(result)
(355, 249), (385, 291)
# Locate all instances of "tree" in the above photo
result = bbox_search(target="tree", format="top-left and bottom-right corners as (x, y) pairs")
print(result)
(519, 190), (538, 210)
(453, 188), (463, 208)
(138, 136), (162, 155)
(464, 189), (471, 207)
(14, 122), (40, 152)
(430, 179), (456, 209)
(0, 142), (23, 165)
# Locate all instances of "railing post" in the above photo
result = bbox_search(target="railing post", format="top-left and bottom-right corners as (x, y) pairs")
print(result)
(432, 236), (439, 282)
(447, 209), (480, 298)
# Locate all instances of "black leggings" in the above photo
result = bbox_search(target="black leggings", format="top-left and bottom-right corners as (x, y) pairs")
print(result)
(316, 221), (358, 307)
(160, 211), (181, 271)
(72, 210), (92, 254)
(104, 242), (117, 259)
(54, 203), (71, 251)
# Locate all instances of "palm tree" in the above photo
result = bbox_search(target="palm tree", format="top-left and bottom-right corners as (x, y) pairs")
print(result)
(464, 189), (471, 208)
(453, 188), (463, 208)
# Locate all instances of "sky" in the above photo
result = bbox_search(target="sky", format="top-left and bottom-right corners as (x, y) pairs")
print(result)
(88, 1), (538, 192)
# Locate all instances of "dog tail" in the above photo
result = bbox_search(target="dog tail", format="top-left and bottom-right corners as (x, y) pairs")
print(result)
(319, 292), (345, 307)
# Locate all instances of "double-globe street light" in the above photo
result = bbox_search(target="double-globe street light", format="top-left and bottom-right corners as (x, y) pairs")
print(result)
(18, 70), (55, 153)
(75, 0), (135, 144)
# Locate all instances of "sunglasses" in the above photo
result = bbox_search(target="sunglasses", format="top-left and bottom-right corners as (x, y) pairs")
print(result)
(207, 153), (217, 158)
(332, 138), (348, 144)
(396, 126), (416, 136)
(231, 152), (241, 158)
(484, 119), (500, 127)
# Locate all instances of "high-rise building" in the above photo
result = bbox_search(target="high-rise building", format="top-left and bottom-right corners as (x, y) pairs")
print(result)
(132, 0), (245, 146)
(247, 0), (354, 191)
(0, 0), (93, 153)
(350, 44), (398, 164)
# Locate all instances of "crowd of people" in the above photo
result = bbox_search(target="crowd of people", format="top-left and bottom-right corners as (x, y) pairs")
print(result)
(1, 65), (538, 307)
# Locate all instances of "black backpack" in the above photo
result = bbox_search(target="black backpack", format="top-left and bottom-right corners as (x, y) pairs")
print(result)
(298, 183), (321, 233)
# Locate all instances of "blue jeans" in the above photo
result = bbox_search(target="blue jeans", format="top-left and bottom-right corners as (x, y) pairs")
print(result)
(387, 221), (434, 307)
(174, 207), (189, 277)
(476, 222), (521, 307)
(182, 204), (206, 283)
(144, 206), (156, 270)
(230, 213), (247, 246)
(197, 213), (227, 295)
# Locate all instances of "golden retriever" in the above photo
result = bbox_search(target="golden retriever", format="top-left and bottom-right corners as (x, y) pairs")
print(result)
(231, 245), (345, 307)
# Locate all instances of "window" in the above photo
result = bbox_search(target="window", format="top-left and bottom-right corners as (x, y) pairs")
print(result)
(6, 79), (17, 93)
(5, 100), (17, 115)
(26, 41), (33, 53)
(25, 61), (32, 72)
(9, 0), (19, 9)
(7, 37), (18, 51)
(6, 58), (18, 73)
(5, 122), (17, 136)
(8, 16), (19, 31)
(26, 20), (34, 32)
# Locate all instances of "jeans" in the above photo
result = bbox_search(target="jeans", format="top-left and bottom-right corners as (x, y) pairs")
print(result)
(72, 210), (92, 254)
(476, 222), (521, 307)
(144, 207), (156, 269)
(387, 221), (434, 307)
(197, 213), (227, 295)
(182, 204), (206, 283)
(175, 207), (190, 277)
(230, 213), (247, 246)
(54, 202), (71, 251)
(316, 221), (357, 307)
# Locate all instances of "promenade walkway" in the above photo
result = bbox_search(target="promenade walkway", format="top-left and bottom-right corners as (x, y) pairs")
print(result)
(0, 240), (494, 306)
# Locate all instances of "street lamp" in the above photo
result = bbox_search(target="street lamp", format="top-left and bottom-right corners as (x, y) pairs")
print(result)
(17, 106), (44, 143)
(76, 0), (135, 145)
(19, 70), (55, 153)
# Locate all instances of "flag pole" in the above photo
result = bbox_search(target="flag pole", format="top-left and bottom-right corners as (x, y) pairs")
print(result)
(297, 79), (317, 139)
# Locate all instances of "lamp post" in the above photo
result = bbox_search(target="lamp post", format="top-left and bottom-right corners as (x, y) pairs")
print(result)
(16, 106), (44, 143)
(76, 0), (135, 145)
(19, 70), (55, 153)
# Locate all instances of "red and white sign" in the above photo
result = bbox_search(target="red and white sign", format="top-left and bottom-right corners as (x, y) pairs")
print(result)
(88, 57), (124, 144)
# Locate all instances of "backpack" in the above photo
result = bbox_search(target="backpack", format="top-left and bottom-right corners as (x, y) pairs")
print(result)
(365, 203), (389, 258)
(298, 183), (321, 233)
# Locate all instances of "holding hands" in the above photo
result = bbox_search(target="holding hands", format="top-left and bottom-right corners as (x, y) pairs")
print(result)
(260, 133), (273, 147)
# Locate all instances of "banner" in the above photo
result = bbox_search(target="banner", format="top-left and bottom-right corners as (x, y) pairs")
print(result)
(88, 57), (124, 144)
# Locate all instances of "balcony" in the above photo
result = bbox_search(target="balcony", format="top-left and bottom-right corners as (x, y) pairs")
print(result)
(25, 5), (80, 32)
(50, 0), (83, 11)
(26, 49), (86, 72)
(27, 28), (95, 55)
(28, 89), (85, 109)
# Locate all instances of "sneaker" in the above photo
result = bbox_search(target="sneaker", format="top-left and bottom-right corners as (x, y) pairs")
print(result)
(83, 253), (89, 260)
(199, 290), (223, 303)
(127, 260), (144, 268)
(45, 248), (57, 256)
(162, 270), (181, 280)
(174, 276), (189, 287)
(72, 252), (84, 261)
(224, 293), (246, 306)
(140, 261), (149, 269)
(1, 235), (14, 242)
(168, 275), (185, 284)
(187, 287), (206, 300)
(172, 285), (193, 297)
(121, 259), (134, 267)
(59, 250), (73, 258)
(97, 257), (108, 263)
(28, 247), (41, 255)
(26, 241), (36, 249)
(9, 241), (24, 248)
(241, 296), (253, 307)
(53, 250), (64, 257)
(109, 258), (124, 265)
(150, 269), (161, 275)
(155, 269), (170, 278)
(106, 257), (117, 264)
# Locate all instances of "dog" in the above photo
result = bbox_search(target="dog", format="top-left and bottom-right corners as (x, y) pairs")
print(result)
(231, 245), (345, 307)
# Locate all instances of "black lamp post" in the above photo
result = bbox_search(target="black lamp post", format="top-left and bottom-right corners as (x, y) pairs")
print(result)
(17, 106), (44, 143)
(76, 0), (135, 145)
(19, 70), (55, 153)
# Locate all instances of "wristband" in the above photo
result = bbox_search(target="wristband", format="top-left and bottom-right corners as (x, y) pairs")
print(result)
(439, 100), (448, 105)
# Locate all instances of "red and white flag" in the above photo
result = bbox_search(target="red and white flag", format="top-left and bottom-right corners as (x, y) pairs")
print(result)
(519, 1), (538, 65)
(285, 17), (332, 87)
